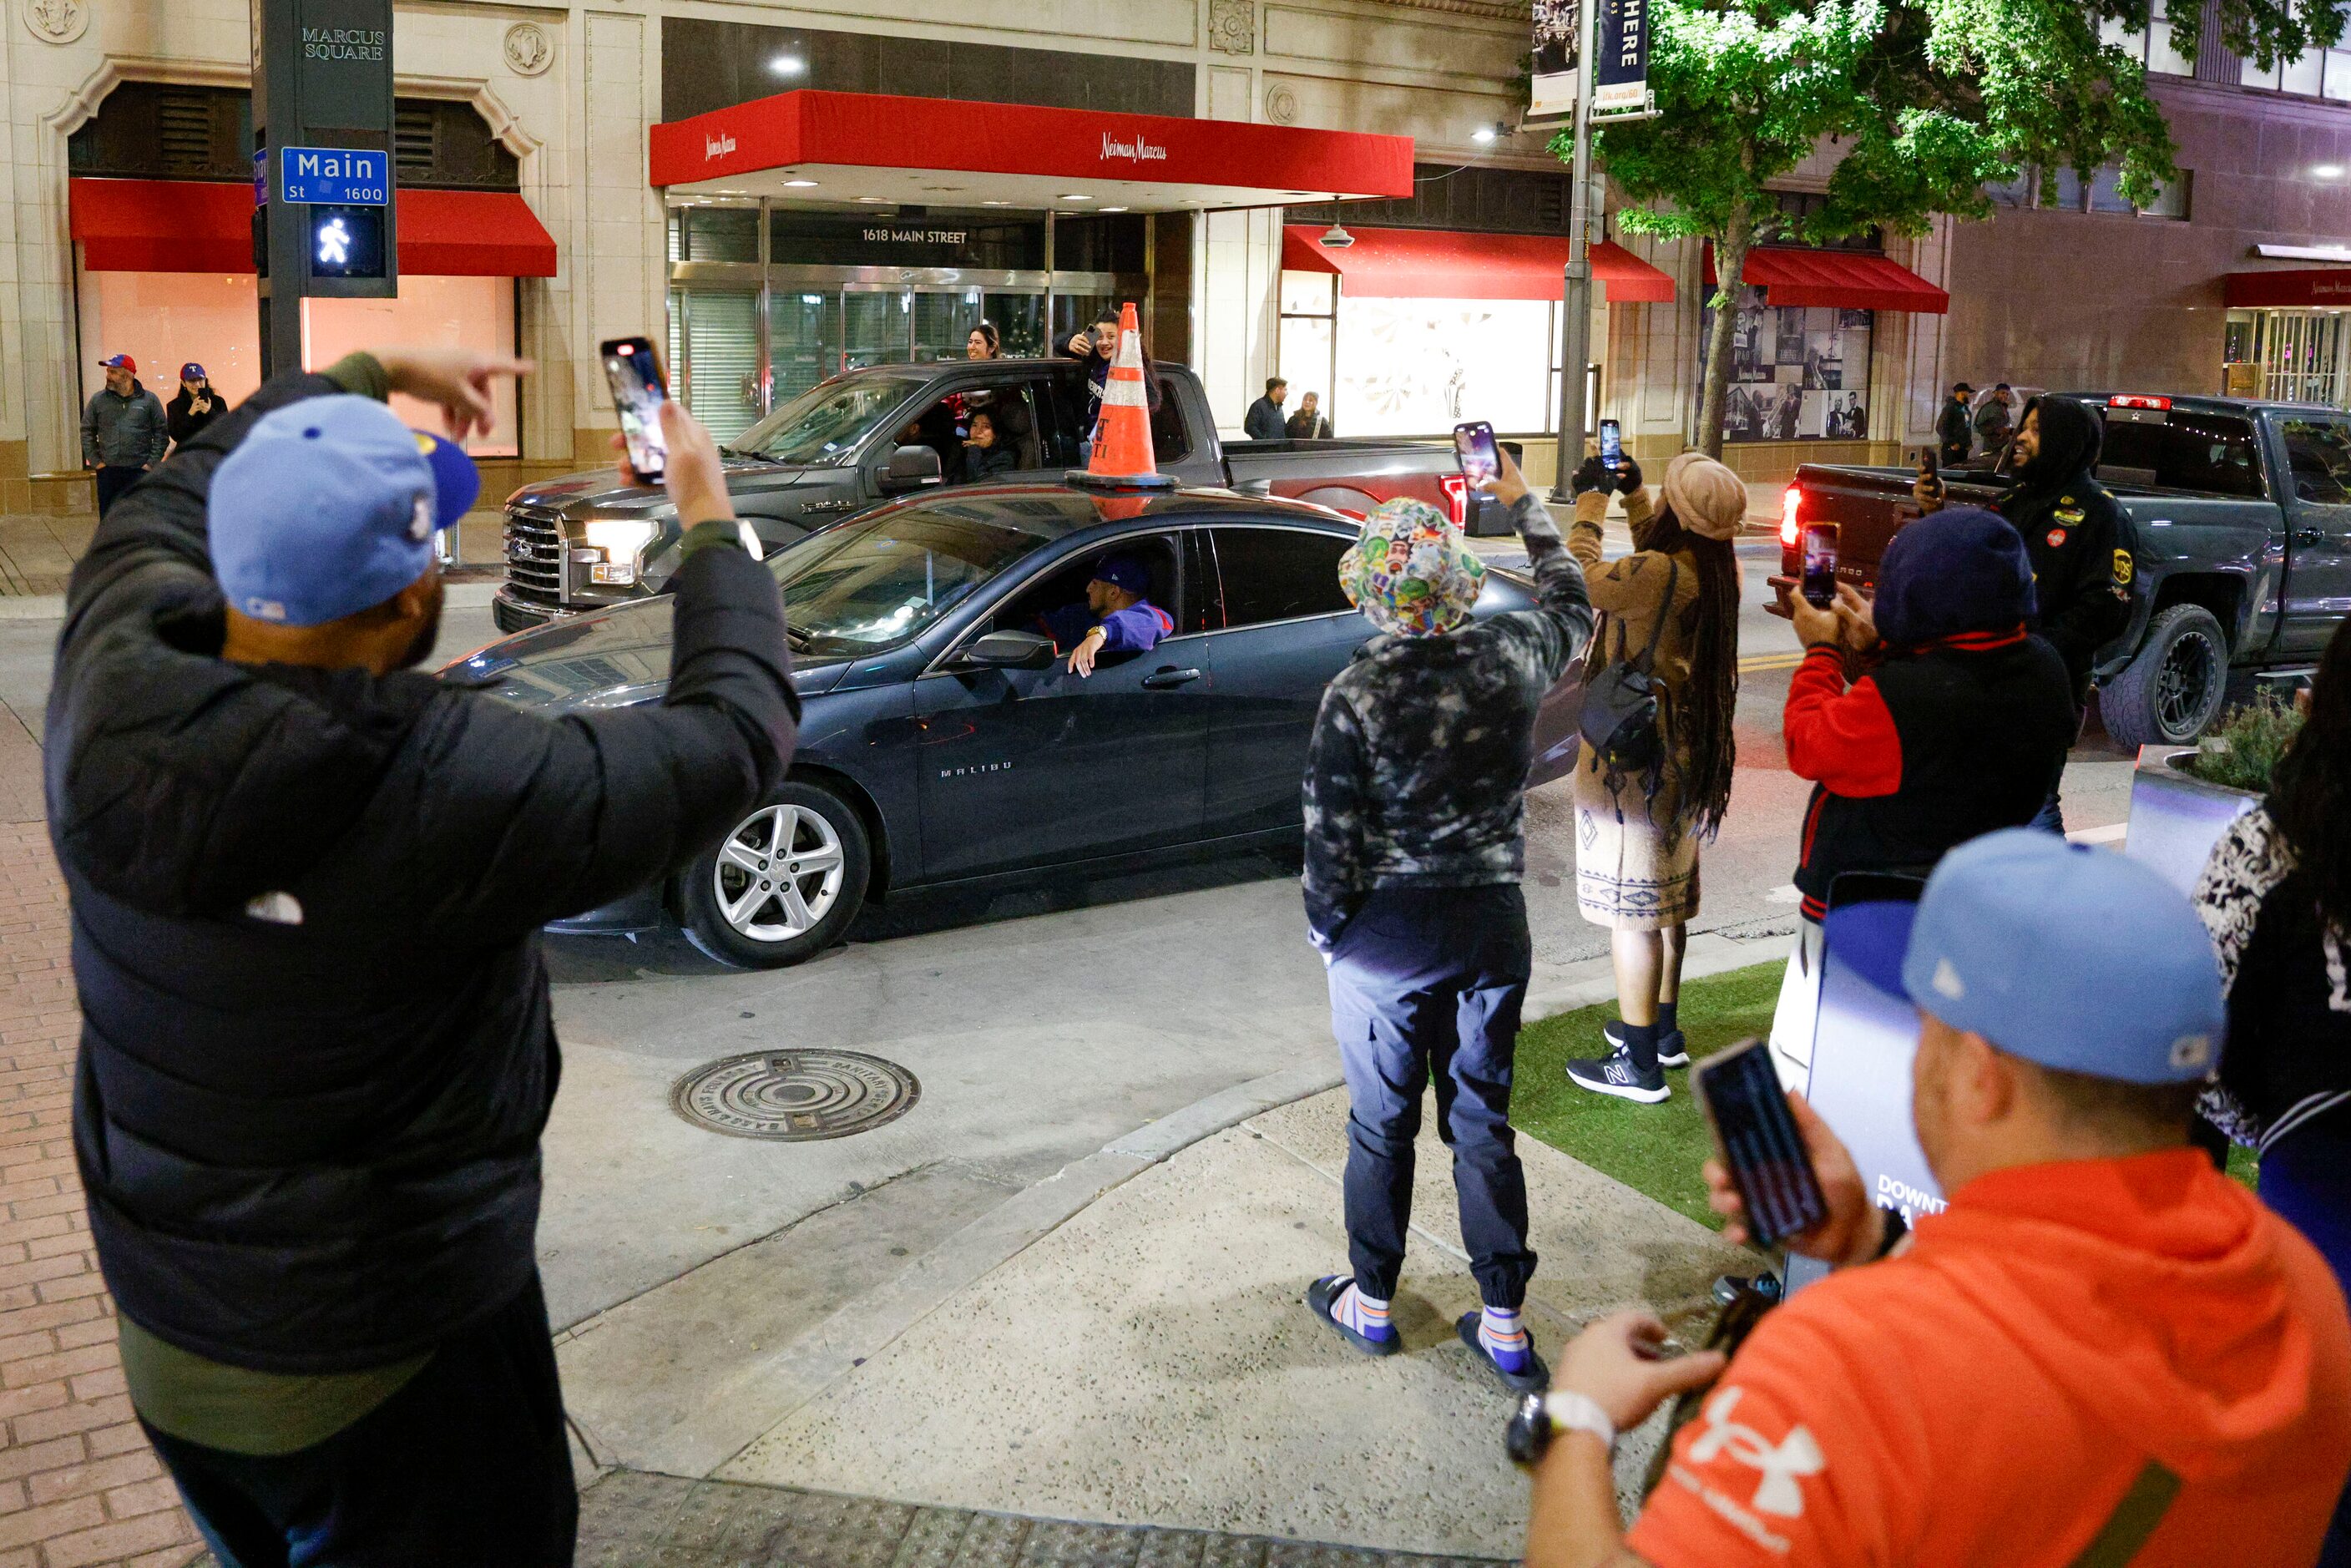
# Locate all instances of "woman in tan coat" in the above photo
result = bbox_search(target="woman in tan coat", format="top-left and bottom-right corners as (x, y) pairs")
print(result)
(1562, 451), (1746, 1103)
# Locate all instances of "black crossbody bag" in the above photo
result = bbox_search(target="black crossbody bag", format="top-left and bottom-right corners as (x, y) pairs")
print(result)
(1577, 555), (1679, 780)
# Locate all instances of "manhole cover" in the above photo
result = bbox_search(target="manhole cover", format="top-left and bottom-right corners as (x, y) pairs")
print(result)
(670, 1050), (920, 1141)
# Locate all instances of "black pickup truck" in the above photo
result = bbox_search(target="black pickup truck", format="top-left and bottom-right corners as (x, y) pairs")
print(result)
(1787, 393), (2351, 746)
(493, 358), (1494, 632)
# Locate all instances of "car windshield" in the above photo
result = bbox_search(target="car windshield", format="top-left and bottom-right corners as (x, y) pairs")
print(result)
(725, 375), (925, 465)
(766, 503), (1058, 655)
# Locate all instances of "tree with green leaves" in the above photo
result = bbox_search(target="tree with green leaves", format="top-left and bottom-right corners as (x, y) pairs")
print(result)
(1574, 0), (2344, 456)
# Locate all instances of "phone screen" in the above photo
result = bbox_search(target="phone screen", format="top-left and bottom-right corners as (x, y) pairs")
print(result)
(601, 337), (668, 483)
(1801, 522), (1839, 609)
(1695, 1039), (1829, 1248)
(1599, 418), (1623, 468)
(1454, 421), (1500, 488)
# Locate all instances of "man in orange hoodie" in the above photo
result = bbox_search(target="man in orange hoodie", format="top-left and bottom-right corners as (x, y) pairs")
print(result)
(1520, 829), (2351, 1568)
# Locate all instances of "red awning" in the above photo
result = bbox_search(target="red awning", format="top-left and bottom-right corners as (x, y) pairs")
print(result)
(1703, 245), (1948, 313)
(1279, 225), (1675, 304)
(68, 179), (559, 277)
(650, 89), (1413, 209)
(2224, 267), (2351, 307)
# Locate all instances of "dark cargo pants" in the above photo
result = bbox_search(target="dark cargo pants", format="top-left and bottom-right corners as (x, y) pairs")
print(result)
(1325, 883), (1536, 1309)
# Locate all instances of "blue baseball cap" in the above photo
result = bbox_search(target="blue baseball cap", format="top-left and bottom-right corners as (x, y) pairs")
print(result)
(1092, 555), (1149, 595)
(179, 362), (207, 382)
(98, 353), (135, 372)
(209, 396), (480, 627)
(1897, 829), (2224, 1085)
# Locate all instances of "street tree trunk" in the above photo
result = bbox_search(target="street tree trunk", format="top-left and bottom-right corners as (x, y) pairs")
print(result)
(1696, 201), (1755, 461)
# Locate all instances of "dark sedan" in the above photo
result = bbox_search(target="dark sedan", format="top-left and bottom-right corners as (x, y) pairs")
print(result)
(443, 478), (1584, 969)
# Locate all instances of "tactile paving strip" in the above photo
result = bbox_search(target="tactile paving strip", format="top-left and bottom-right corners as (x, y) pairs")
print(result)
(569, 1472), (1513, 1568)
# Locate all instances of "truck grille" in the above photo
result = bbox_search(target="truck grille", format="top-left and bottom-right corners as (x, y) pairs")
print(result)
(503, 505), (566, 608)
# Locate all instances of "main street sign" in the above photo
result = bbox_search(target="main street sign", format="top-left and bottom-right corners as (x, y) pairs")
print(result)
(280, 145), (389, 205)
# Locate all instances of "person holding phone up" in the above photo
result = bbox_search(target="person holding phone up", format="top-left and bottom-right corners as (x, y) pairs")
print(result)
(1758, 508), (2078, 1105)
(1300, 443), (1591, 1391)
(1522, 831), (2351, 1568)
(1559, 451), (1747, 1106)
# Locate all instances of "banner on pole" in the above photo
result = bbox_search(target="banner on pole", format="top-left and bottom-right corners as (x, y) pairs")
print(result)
(1593, 0), (1655, 117)
(1529, 0), (1580, 125)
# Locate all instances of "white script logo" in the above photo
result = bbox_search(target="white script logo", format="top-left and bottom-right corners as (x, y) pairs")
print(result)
(705, 133), (736, 160)
(1099, 129), (1167, 164)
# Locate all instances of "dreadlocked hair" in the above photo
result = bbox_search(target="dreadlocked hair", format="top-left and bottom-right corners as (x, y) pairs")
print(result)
(2269, 615), (2351, 939)
(1634, 503), (1740, 839)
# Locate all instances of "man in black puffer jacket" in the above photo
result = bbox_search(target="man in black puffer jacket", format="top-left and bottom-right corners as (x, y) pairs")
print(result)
(46, 346), (797, 1563)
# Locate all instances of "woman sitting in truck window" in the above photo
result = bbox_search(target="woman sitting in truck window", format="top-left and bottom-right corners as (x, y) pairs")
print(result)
(958, 412), (1017, 483)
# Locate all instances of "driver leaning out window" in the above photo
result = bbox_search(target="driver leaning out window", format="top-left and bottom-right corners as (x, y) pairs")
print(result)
(1037, 555), (1172, 677)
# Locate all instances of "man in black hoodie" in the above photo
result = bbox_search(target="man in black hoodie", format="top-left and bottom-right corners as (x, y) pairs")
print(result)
(46, 346), (797, 1562)
(1917, 392), (2135, 828)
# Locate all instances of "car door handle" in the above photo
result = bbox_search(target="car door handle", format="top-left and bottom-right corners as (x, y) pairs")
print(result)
(2296, 527), (2327, 547)
(1140, 666), (1203, 689)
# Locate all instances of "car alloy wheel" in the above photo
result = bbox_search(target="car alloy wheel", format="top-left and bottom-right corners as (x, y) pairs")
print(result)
(712, 803), (846, 943)
(2155, 627), (2220, 741)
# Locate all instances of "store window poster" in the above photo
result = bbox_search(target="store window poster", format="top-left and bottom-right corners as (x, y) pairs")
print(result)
(1708, 287), (1873, 443)
(1333, 296), (1555, 438)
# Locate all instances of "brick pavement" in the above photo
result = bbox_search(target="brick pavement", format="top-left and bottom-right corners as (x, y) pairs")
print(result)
(0, 680), (202, 1566)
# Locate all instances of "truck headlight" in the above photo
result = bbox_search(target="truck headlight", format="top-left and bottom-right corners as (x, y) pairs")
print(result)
(583, 518), (657, 562)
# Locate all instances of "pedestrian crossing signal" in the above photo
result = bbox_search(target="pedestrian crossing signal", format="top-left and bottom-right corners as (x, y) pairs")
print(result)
(308, 205), (385, 280)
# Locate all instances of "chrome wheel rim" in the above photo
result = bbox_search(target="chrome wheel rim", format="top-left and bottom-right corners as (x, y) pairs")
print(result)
(2156, 629), (2220, 739)
(712, 804), (846, 943)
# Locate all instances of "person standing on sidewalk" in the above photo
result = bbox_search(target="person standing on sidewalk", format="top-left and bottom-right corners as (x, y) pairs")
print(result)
(1522, 831), (2351, 1568)
(1244, 377), (1290, 440)
(1560, 452), (1745, 1105)
(164, 362), (225, 453)
(46, 347), (798, 1564)
(1937, 382), (1974, 464)
(1300, 443), (1592, 1392)
(80, 352), (166, 516)
(1972, 381), (2015, 455)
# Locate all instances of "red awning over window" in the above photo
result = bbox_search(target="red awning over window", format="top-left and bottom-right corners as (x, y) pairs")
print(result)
(2224, 267), (2351, 308)
(1703, 245), (1948, 313)
(68, 179), (559, 277)
(1279, 225), (1675, 304)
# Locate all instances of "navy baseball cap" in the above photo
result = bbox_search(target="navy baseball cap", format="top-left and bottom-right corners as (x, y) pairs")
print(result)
(179, 362), (207, 381)
(209, 396), (480, 627)
(98, 353), (134, 372)
(1092, 555), (1149, 595)
(1897, 830), (2224, 1085)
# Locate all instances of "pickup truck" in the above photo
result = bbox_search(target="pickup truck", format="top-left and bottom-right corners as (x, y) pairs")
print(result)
(493, 357), (1495, 632)
(1782, 392), (2351, 747)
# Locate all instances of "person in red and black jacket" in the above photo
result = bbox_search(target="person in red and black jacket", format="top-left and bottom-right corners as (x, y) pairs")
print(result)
(1762, 506), (2079, 1091)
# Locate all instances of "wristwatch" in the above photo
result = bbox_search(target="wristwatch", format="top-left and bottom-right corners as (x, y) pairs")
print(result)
(1506, 1388), (1617, 1467)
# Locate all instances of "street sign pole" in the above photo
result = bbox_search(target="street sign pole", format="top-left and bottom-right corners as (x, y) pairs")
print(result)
(1548, 0), (1600, 503)
(253, 0), (398, 378)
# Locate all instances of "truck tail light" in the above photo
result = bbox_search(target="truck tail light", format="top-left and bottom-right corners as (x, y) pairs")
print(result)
(2109, 394), (2172, 410)
(1438, 473), (1469, 529)
(1779, 485), (1802, 549)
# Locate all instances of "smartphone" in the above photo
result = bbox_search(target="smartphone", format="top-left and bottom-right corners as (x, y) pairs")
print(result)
(1599, 418), (1623, 468)
(1454, 420), (1500, 488)
(1800, 521), (1839, 609)
(1693, 1038), (1829, 1249)
(600, 336), (668, 483)
(1638, 1283), (1777, 1499)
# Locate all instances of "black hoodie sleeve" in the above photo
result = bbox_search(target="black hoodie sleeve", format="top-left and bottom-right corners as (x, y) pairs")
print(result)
(2040, 489), (2137, 675)
(405, 538), (801, 938)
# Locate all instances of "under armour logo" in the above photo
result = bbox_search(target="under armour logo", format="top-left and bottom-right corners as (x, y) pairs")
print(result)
(1687, 1386), (1823, 1518)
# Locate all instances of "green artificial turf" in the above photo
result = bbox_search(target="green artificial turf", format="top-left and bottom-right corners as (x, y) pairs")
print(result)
(1512, 961), (1785, 1231)
(1511, 959), (2264, 1220)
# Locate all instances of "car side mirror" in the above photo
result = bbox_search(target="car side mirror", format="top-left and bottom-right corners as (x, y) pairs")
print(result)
(881, 444), (943, 493)
(962, 629), (1055, 670)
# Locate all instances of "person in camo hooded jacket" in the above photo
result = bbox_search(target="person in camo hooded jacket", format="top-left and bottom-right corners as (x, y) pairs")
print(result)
(1299, 441), (1592, 1392)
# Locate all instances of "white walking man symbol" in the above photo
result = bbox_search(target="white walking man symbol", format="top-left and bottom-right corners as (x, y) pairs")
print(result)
(1686, 1386), (1826, 1518)
(316, 216), (351, 266)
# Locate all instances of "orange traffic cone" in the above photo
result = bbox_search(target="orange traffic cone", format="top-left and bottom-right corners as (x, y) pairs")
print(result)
(1087, 303), (1156, 478)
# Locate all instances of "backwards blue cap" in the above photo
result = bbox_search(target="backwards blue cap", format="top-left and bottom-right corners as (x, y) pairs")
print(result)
(209, 397), (480, 627)
(1897, 829), (2225, 1085)
(1092, 555), (1150, 595)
